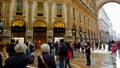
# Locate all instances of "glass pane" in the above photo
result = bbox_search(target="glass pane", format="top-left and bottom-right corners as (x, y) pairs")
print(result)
(56, 4), (62, 15)
(38, 2), (43, 13)
(17, 0), (23, 12)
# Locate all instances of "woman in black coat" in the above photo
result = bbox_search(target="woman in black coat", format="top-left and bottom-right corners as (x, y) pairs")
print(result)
(38, 43), (56, 68)
(3, 43), (34, 68)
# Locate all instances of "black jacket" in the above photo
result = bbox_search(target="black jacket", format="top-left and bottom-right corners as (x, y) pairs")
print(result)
(38, 52), (56, 68)
(3, 53), (34, 68)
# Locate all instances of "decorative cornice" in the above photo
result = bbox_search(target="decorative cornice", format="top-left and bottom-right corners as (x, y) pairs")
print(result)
(54, 17), (64, 21)
(35, 16), (46, 20)
(13, 15), (26, 19)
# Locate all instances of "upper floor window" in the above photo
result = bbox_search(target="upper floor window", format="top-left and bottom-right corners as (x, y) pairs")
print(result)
(79, 13), (81, 22)
(56, 4), (62, 17)
(37, 2), (43, 16)
(16, 0), (23, 15)
(0, 3), (2, 16)
(73, 8), (75, 19)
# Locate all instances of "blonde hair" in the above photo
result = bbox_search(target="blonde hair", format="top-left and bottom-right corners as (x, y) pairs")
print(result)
(41, 43), (50, 53)
(14, 43), (27, 54)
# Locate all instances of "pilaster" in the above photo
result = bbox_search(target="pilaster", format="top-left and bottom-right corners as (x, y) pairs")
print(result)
(47, 2), (53, 42)
(26, 1), (33, 42)
(2, 0), (11, 42)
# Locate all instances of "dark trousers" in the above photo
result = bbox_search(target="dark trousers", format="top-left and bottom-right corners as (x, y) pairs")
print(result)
(59, 57), (65, 68)
(82, 47), (84, 53)
(86, 54), (91, 66)
(65, 58), (71, 68)
(0, 54), (2, 68)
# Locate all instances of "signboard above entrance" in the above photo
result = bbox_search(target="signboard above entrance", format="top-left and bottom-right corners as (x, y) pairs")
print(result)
(34, 27), (46, 33)
(12, 27), (26, 32)
(54, 28), (65, 33)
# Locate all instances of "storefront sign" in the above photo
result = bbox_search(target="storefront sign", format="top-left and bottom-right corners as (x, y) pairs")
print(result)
(54, 28), (65, 33)
(34, 27), (46, 33)
(12, 27), (26, 32)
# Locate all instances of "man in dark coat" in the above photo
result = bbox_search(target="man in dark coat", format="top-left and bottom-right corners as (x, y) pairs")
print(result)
(3, 43), (34, 68)
(8, 39), (16, 57)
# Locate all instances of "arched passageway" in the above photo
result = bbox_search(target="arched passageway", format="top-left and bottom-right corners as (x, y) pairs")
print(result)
(96, 0), (120, 11)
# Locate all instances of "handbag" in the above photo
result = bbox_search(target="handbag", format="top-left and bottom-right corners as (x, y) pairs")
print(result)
(40, 55), (49, 68)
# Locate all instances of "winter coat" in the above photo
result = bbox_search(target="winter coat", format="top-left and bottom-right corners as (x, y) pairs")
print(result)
(38, 52), (56, 68)
(3, 53), (34, 68)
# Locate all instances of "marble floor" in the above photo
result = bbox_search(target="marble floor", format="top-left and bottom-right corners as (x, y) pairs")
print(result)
(27, 49), (120, 68)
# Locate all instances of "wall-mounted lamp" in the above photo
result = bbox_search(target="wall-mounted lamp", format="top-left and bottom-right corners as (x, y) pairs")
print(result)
(68, 30), (71, 33)
(28, 30), (30, 33)
(4, 29), (7, 32)
(49, 30), (52, 32)
(79, 32), (82, 34)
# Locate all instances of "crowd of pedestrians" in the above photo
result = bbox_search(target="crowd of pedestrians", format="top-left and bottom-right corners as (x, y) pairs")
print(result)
(0, 38), (120, 68)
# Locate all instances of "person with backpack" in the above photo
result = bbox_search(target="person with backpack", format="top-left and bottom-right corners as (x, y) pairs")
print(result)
(65, 42), (73, 68)
(111, 40), (117, 64)
(29, 42), (35, 53)
(117, 41), (120, 55)
(58, 39), (67, 68)
(7, 39), (16, 57)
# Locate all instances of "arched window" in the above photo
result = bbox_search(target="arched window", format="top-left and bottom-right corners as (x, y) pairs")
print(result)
(54, 21), (65, 28)
(12, 20), (25, 27)
(34, 20), (46, 27)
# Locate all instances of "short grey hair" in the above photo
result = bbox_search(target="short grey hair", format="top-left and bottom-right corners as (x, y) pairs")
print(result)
(41, 43), (50, 53)
(14, 43), (27, 54)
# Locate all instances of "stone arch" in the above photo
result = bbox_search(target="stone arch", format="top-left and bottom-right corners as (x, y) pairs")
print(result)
(12, 19), (25, 27)
(53, 21), (65, 28)
(97, 0), (120, 11)
(34, 20), (46, 27)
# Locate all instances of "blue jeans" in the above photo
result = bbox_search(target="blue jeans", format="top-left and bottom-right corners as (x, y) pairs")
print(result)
(86, 54), (91, 66)
(59, 57), (65, 68)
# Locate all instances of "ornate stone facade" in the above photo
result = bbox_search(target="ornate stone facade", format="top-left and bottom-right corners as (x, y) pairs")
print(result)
(0, 0), (99, 47)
